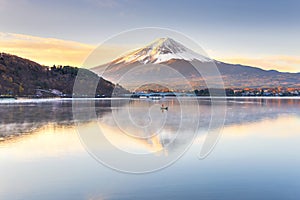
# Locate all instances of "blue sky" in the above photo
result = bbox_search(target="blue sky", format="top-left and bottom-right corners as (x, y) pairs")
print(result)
(0, 0), (300, 71)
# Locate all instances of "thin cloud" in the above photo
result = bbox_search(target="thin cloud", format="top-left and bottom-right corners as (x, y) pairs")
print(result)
(216, 55), (300, 73)
(0, 32), (96, 67)
(0, 32), (133, 68)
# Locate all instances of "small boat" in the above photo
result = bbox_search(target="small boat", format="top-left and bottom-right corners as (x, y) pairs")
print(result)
(160, 104), (168, 110)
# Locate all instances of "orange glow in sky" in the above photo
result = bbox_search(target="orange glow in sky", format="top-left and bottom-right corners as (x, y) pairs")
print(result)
(0, 32), (299, 73)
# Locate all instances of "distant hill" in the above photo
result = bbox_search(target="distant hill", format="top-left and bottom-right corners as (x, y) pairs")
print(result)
(215, 61), (300, 88)
(0, 53), (125, 97)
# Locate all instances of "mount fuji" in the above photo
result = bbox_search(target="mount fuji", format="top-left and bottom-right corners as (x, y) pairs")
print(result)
(92, 38), (300, 89)
(111, 37), (212, 65)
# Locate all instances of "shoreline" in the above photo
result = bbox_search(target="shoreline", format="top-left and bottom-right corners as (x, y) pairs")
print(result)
(0, 96), (300, 104)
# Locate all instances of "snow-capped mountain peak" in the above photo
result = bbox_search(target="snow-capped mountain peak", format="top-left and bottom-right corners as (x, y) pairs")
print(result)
(112, 37), (212, 65)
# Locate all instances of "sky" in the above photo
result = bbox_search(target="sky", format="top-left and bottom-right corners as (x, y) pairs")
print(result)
(0, 0), (300, 72)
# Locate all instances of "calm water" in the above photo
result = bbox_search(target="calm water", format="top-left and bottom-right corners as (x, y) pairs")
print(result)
(1, 98), (300, 200)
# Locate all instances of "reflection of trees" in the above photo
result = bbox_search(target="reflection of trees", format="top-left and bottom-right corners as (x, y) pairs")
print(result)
(0, 100), (112, 138)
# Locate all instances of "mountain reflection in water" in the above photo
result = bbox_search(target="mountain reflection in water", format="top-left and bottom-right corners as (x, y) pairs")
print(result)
(1, 98), (299, 148)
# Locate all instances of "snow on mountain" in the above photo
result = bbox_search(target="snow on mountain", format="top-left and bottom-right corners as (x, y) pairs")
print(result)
(112, 37), (212, 65)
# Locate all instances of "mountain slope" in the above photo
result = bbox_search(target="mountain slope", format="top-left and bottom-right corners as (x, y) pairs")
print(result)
(0, 53), (124, 96)
(92, 38), (300, 89)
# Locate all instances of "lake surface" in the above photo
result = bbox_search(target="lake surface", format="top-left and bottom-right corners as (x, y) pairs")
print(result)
(1, 97), (300, 200)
